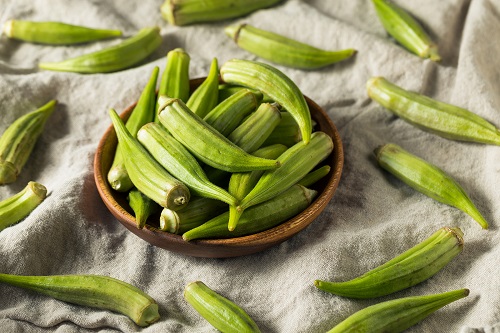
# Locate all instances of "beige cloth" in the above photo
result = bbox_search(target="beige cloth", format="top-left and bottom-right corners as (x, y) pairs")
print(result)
(0, 0), (499, 332)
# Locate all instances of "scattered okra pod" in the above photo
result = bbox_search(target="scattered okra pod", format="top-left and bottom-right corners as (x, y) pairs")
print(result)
(367, 77), (500, 145)
(3, 20), (122, 45)
(220, 59), (312, 144)
(375, 143), (488, 229)
(127, 189), (161, 229)
(39, 27), (162, 73)
(326, 288), (469, 333)
(109, 108), (190, 210)
(0, 273), (160, 327)
(184, 280), (261, 333)
(315, 226), (464, 298)
(157, 96), (280, 172)
(186, 58), (219, 118)
(161, 0), (283, 26)
(372, 0), (441, 61)
(0, 181), (47, 232)
(0, 100), (56, 185)
(225, 23), (356, 69)
(108, 66), (159, 192)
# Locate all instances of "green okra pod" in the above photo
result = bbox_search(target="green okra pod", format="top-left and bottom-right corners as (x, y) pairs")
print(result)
(157, 96), (280, 172)
(315, 226), (464, 298)
(372, 0), (441, 61)
(326, 288), (469, 333)
(0, 100), (56, 185)
(225, 23), (356, 69)
(297, 165), (331, 187)
(221, 59), (312, 143)
(109, 108), (190, 210)
(127, 189), (161, 229)
(159, 196), (227, 234)
(183, 184), (317, 240)
(3, 20), (122, 45)
(262, 111), (303, 147)
(186, 58), (219, 118)
(375, 143), (488, 229)
(0, 273), (159, 327)
(367, 77), (500, 145)
(108, 66), (159, 192)
(154, 48), (191, 122)
(161, 0), (283, 26)
(39, 27), (162, 73)
(204, 88), (262, 136)
(0, 181), (47, 232)
(137, 122), (237, 206)
(218, 84), (270, 104)
(229, 131), (333, 231)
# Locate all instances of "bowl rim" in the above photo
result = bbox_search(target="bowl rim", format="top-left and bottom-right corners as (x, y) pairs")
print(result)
(94, 78), (344, 258)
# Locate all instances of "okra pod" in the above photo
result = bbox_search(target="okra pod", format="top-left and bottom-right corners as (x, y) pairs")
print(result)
(220, 59), (312, 143)
(0, 273), (159, 327)
(108, 66), (159, 192)
(161, 0), (283, 26)
(183, 184), (317, 240)
(0, 100), (56, 185)
(372, 0), (441, 61)
(262, 111), (302, 147)
(137, 122), (237, 206)
(157, 96), (280, 172)
(186, 58), (219, 118)
(229, 131), (333, 231)
(159, 196), (227, 234)
(315, 227), (463, 298)
(297, 165), (331, 187)
(218, 84), (270, 104)
(39, 27), (162, 73)
(225, 23), (356, 69)
(127, 189), (161, 229)
(108, 108), (190, 210)
(0, 181), (47, 232)
(3, 20), (122, 45)
(326, 288), (469, 333)
(375, 143), (488, 229)
(367, 77), (500, 145)
(204, 88), (262, 136)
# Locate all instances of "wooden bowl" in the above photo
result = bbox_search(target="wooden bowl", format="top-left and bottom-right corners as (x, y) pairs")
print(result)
(94, 78), (343, 258)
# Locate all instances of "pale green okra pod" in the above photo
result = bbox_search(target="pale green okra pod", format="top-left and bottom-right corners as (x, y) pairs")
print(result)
(375, 143), (488, 229)
(367, 77), (500, 145)
(186, 58), (219, 118)
(3, 20), (122, 45)
(225, 23), (356, 69)
(263, 111), (303, 147)
(0, 181), (47, 232)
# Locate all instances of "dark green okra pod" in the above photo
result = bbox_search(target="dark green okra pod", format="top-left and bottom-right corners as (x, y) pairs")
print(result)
(263, 111), (303, 147)
(298, 165), (331, 187)
(127, 189), (161, 229)
(225, 23), (356, 69)
(367, 77), (500, 145)
(315, 226), (463, 298)
(186, 58), (219, 118)
(375, 143), (488, 229)
(3, 20), (122, 45)
(326, 289), (469, 333)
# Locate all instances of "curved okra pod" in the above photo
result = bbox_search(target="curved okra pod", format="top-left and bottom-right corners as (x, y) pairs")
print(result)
(220, 59), (312, 143)
(183, 184), (317, 240)
(297, 165), (331, 187)
(157, 96), (280, 172)
(186, 58), (219, 118)
(127, 189), (161, 229)
(184, 281), (261, 333)
(315, 227), (464, 298)
(3, 20), (122, 45)
(137, 122), (237, 206)
(0, 273), (160, 327)
(204, 88), (262, 136)
(326, 288), (469, 333)
(225, 23), (356, 69)
(372, 0), (441, 61)
(0, 181), (47, 232)
(108, 108), (190, 210)
(367, 77), (500, 145)
(229, 131), (333, 231)
(108, 67), (159, 192)
(0, 100), (56, 185)
(39, 27), (162, 73)
(375, 143), (489, 229)
(161, 0), (282, 26)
